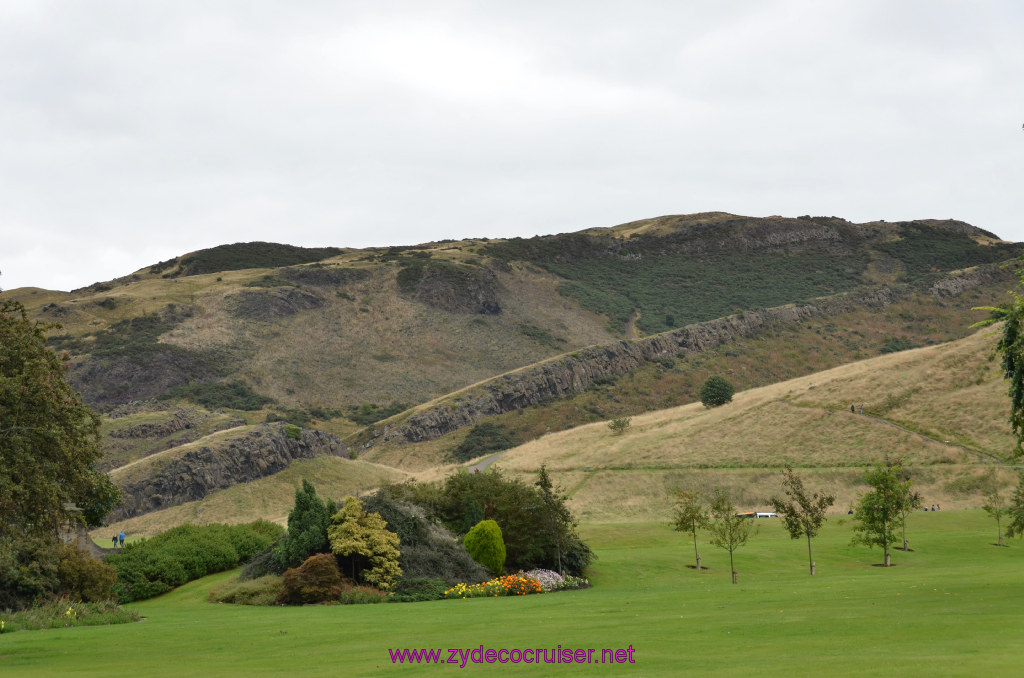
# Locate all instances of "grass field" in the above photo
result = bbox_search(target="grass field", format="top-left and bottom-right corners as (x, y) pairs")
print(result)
(6, 510), (1022, 677)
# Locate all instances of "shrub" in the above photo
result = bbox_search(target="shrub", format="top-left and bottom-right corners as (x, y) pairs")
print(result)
(700, 376), (735, 407)
(278, 553), (347, 605)
(57, 544), (118, 602)
(107, 522), (279, 603)
(361, 494), (490, 587)
(463, 520), (506, 575)
(388, 577), (449, 603)
(607, 417), (632, 435)
(208, 575), (284, 606)
(285, 425), (302, 440)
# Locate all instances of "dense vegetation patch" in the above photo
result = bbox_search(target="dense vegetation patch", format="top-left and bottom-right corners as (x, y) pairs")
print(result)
(450, 421), (515, 463)
(159, 380), (274, 411)
(107, 521), (283, 603)
(874, 223), (1019, 279)
(150, 242), (343, 277)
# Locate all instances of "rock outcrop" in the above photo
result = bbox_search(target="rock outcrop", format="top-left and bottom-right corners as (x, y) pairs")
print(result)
(365, 264), (1009, 447)
(111, 424), (348, 520)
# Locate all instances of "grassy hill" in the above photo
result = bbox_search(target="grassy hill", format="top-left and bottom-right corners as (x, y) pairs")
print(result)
(91, 323), (1017, 541)
(4, 211), (1021, 535)
(489, 324), (1015, 522)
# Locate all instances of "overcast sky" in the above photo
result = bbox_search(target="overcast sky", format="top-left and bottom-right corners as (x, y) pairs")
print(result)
(1, 1), (1022, 292)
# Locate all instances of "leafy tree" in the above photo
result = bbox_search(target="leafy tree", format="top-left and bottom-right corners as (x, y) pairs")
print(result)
(275, 479), (335, 570)
(672, 490), (709, 571)
(981, 469), (1009, 547)
(707, 488), (755, 584)
(463, 519), (506, 575)
(1004, 473), (1024, 541)
(0, 300), (122, 538)
(974, 277), (1024, 456)
(536, 465), (574, 574)
(700, 376), (735, 408)
(769, 464), (835, 574)
(328, 496), (402, 590)
(852, 458), (919, 566)
(1, 300), (121, 608)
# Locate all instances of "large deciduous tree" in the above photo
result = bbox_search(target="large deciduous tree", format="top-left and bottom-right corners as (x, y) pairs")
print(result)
(974, 272), (1024, 457)
(1, 300), (121, 608)
(769, 464), (835, 574)
(0, 300), (120, 539)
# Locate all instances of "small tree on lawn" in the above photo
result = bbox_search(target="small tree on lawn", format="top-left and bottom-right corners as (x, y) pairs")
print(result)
(852, 458), (918, 566)
(328, 496), (402, 591)
(463, 519), (506, 575)
(769, 464), (835, 575)
(700, 376), (735, 408)
(707, 488), (755, 584)
(981, 468), (1009, 547)
(672, 490), (710, 571)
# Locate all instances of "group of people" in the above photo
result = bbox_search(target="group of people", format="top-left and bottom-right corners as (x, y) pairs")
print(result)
(925, 504), (941, 511)
(111, 530), (125, 547)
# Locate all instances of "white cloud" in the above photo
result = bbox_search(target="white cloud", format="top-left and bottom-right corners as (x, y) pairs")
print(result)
(1, 0), (1023, 291)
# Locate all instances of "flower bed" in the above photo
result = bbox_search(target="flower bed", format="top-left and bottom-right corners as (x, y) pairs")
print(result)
(443, 574), (543, 599)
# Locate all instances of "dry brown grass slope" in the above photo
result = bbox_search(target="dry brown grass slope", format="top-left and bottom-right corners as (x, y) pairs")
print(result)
(488, 326), (1017, 522)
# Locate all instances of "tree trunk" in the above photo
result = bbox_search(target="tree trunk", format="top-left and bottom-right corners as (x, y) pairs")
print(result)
(693, 531), (701, 571)
(884, 550), (891, 567)
(696, 554), (702, 571)
(806, 534), (814, 575)
(729, 550), (737, 584)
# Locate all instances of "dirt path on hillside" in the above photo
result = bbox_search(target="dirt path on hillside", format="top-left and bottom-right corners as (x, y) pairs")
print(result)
(625, 309), (640, 340)
(109, 425), (250, 475)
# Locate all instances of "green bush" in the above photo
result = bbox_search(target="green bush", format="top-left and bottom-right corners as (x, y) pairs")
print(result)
(388, 577), (449, 603)
(107, 522), (279, 603)
(463, 520), (506, 575)
(700, 376), (735, 407)
(285, 425), (302, 440)
(278, 553), (347, 605)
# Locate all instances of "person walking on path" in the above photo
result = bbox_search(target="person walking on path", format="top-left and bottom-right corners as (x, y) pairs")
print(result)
(118, 530), (125, 547)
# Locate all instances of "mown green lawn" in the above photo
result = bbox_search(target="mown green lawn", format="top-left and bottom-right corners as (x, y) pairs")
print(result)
(2, 510), (1021, 677)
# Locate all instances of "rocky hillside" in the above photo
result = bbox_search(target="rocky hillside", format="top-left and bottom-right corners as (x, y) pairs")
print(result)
(109, 423), (348, 521)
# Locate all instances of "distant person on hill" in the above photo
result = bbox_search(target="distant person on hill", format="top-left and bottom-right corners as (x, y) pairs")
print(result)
(859, 404), (863, 415)
(851, 404), (855, 413)
(112, 534), (118, 547)
(119, 530), (125, 547)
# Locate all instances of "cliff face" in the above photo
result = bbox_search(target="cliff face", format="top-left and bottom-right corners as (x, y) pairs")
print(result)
(111, 425), (348, 520)
(365, 264), (1006, 447)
